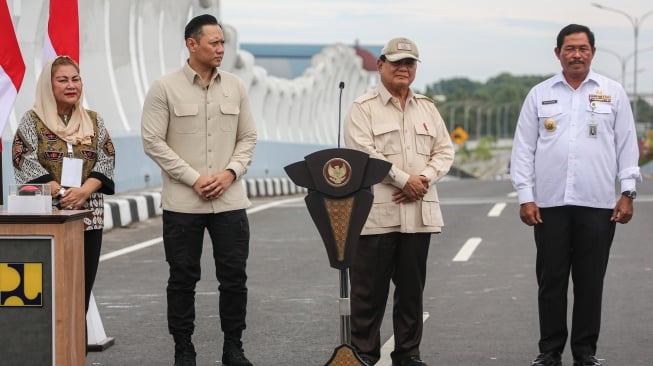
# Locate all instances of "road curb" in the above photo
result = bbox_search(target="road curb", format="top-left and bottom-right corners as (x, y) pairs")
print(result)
(103, 177), (306, 231)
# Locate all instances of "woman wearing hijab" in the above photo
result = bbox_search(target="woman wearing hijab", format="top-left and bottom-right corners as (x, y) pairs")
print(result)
(12, 55), (116, 318)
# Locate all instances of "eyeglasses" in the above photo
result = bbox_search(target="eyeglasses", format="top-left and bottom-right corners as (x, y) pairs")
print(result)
(385, 59), (417, 68)
(561, 46), (593, 55)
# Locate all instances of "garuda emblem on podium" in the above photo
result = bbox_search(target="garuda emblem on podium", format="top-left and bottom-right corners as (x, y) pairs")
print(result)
(324, 158), (352, 187)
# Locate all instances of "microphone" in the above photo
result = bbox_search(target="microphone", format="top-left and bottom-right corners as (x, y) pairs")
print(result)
(337, 82), (345, 148)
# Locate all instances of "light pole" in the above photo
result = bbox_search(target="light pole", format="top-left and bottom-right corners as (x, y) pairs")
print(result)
(597, 46), (653, 87)
(591, 3), (653, 122)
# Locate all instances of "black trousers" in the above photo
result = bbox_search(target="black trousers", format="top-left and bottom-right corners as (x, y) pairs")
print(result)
(83, 229), (103, 352)
(162, 209), (250, 339)
(349, 232), (431, 363)
(84, 229), (103, 313)
(534, 206), (615, 359)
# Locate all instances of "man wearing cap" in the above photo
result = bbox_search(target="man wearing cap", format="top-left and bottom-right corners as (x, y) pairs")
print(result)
(344, 37), (455, 366)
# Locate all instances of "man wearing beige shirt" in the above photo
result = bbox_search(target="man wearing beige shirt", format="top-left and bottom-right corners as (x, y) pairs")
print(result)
(141, 14), (257, 366)
(344, 37), (454, 366)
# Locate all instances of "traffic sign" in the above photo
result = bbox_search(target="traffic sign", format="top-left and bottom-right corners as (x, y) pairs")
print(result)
(451, 126), (469, 145)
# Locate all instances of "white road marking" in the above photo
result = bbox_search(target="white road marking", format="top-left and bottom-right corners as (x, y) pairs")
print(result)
(246, 197), (304, 214)
(507, 191), (518, 198)
(99, 238), (162, 262)
(377, 312), (430, 366)
(487, 202), (506, 217)
(453, 237), (483, 262)
(100, 197), (305, 262)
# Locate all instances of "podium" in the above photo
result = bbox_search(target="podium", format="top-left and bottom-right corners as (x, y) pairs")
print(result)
(285, 148), (391, 365)
(0, 211), (87, 366)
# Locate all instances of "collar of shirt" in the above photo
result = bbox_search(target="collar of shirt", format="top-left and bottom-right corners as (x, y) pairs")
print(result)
(552, 69), (602, 90)
(182, 62), (221, 87)
(377, 83), (415, 107)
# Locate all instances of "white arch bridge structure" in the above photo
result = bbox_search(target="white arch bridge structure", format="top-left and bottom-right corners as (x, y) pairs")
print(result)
(4, 0), (375, 192)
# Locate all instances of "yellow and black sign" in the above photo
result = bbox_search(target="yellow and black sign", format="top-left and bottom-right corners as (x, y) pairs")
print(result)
(451, 126), (469, 145)
(0, 262), (43, 307)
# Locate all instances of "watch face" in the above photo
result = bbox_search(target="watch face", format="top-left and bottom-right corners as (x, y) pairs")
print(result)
(623, 191), (636, 199)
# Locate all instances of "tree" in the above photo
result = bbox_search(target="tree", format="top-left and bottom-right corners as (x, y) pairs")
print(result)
(425, 73), (552, 139)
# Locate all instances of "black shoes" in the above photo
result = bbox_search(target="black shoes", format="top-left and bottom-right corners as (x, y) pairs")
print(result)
(222, 349), (253, 366)
(172, 333), (252, 366)
(222, 338), (254, 366)
(174, 352), (196, 366)
(573, 355), (602, 366)
(173, 341), (196, 366)
(393, 355), (428, 366)
(531, 352), (562, 366)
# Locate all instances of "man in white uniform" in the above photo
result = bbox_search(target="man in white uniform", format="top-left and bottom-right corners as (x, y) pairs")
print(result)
(511, 24), (642, 366)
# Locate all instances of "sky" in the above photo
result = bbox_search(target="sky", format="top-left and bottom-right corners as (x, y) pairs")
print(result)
(221, 0), (653, 94)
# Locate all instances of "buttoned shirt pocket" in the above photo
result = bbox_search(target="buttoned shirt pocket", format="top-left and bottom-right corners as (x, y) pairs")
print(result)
(219, 104), (240, 131)
(366, 202), (401, 228)
(586, 103), (613, 125)
(537, 104), (563, 136)
(372, 123), (401, 155)
(366, 184), (400, 228)
(415, 123), (434, 156)
(173, 104), (200, 133)
(421, 188), (443, 227)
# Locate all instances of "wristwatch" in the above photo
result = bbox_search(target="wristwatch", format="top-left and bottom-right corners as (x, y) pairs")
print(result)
(56, 187), (67, 198)
(621, 190), (636, 200)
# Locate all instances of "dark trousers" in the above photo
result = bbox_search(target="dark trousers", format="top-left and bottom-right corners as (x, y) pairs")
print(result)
(350, 232), (431, 363)
(162, 209), (250, 339)
(534, 206), (615, 359)
(83, 229), (103, 351)
(84, 229), (103, 313)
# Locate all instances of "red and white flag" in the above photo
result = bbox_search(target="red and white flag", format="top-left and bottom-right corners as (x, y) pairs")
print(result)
(0, 0), (26, 150)
(43, 0), (80, 64)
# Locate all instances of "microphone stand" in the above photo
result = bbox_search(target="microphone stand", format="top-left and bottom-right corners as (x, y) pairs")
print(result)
(337, 81), (344, 149)
(330, 82), (367, 365)
(335, 81), (352, 346)
(285, 81), (377, 366)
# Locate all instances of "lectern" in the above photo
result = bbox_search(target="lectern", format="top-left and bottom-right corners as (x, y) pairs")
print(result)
(0, 211), (87, 366)
(285, 148), (391, 366)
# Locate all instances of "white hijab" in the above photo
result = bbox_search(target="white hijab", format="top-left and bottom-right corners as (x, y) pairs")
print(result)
(32, 56), (94, 145)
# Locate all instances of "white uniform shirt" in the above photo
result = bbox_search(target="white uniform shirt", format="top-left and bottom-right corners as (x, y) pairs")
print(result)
(511, 71), (642, 209)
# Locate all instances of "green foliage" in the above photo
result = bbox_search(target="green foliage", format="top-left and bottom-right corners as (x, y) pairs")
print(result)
(425, 77), (482, 99)
(426, 73), (653, 141)
(634, 96), (653, 124)
(456, 137), (496, 163)
(640, 131), (653, 166)
(426, 73), (552, 105)
(475, 137), (495, 160)
(426, 73), (552, 139)
(456, 144), (471, 163)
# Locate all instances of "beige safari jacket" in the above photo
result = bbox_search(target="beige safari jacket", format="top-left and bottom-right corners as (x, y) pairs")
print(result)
(141, 63), (257, 214)
(344, 85), (454, 235)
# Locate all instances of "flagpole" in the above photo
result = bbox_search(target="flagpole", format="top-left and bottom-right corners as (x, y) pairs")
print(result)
(0, 0), (27, 206)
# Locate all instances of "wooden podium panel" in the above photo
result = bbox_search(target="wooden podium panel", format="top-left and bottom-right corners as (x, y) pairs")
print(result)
(0, 211), (87, 366)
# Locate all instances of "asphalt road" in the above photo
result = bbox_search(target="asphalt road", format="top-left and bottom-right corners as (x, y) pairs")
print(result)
(87, 179), (653, 366)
